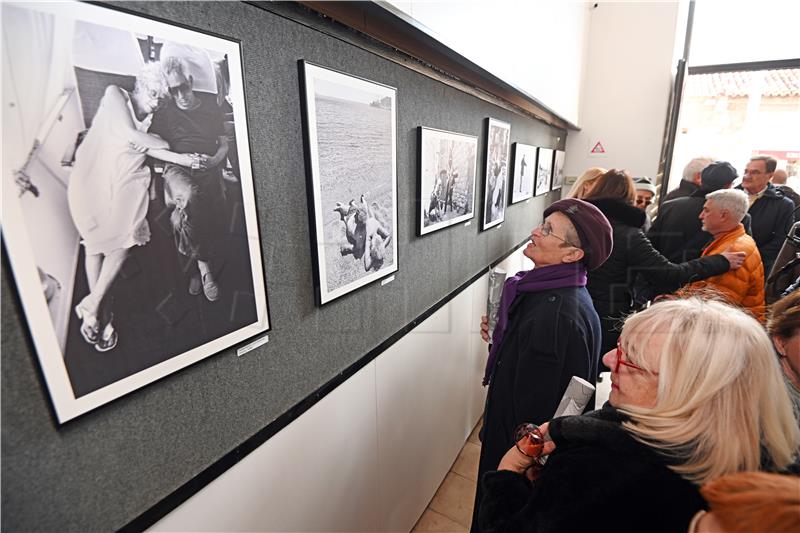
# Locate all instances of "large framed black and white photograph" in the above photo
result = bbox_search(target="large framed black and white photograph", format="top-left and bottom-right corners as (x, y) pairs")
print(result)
(482, 118), (511, 230)
(535, 147), (553, 197)
(299, 61), (398, 305)
(1, 1), (269, 423)
(510, 142), (536, 204)
(552, 149), (566, 191)
(418, 127), (477, 235)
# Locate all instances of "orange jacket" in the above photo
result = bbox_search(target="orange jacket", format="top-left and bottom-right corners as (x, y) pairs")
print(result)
(690, 224), (765, 321)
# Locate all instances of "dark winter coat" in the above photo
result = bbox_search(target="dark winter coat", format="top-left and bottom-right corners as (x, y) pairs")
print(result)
(479, 404), (705, 533)
(584, 198), (729, 354)
(737, 183), (796, 276)
(472, 286), (601, 533)
(648, 189), (752, 263)
(662, 179), (699, 203)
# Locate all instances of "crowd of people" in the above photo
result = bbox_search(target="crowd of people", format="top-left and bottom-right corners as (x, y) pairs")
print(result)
(472, 157), (800, 532)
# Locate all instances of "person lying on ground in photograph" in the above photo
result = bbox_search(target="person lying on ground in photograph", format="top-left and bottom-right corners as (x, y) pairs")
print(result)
(471, 198), (613, 533)
(68, 62), (170, 352)
(137, 55), (229, 303)
(334, 194), (391, 271)
(478, 297), (800, 533)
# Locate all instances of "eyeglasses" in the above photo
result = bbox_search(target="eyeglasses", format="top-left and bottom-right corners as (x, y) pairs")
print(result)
(538, 221), (581, 249)
(168, 82), (192, 97)
(614, 340), (653, 374)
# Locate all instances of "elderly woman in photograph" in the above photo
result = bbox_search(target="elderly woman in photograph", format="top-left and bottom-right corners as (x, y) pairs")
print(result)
(478, 297), (800, 533)
(67, 62), (170, 351)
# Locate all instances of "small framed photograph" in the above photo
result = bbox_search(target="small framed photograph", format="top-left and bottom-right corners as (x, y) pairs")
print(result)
(299, 61), (398, 306)
(509, 142), (537, 204)
(552, 149), (566, 191)
(418, 127), (478, 235)
(1, 1), (269, 423)
(535, 147), (553, 196)
(481, 118), (511, 230)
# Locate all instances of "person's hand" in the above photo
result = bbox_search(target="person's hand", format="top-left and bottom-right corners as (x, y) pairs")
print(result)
(497, 442), (536, 475)
(480, 315), (490, 343)
(720, 246), (746, 270)
(128, 142), (148, 153)
(538, 422), (556, 456)
(176, 153), (196, 168)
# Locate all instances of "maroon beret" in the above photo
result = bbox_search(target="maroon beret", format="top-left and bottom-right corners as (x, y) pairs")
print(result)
(544, 198), (613, 270)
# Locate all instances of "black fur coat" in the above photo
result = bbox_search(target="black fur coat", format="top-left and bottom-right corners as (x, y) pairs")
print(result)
(479, 404), (705, 533)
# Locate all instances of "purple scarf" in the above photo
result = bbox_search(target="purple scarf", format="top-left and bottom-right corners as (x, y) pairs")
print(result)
(482, 262), (588, 385)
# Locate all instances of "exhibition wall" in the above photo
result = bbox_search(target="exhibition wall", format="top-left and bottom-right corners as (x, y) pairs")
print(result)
(565, 1), (689, 180)
(150, 247), (531, 532)
(1, 2), (563, 530)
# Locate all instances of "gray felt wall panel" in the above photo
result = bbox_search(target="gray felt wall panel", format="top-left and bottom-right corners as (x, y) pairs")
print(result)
(0, 2), (565, 530)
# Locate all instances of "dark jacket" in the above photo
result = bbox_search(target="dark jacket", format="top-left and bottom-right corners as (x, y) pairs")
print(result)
(775, 184), (800, 223)
(662, 179), (699, 203)
(648, 189), (752, 263)
(472, 286), (601, 533)
(737, 183), (795, 276)
(479, 404), (705, 533)
(585, 198), (729, 354)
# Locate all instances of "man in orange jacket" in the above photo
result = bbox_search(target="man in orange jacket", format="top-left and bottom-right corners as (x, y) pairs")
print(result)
(691, 189), (765, 321)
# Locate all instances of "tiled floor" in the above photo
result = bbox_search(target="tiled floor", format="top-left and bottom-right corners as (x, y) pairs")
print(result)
(410, 373), (611, 532)
(411, 420), (482, 532)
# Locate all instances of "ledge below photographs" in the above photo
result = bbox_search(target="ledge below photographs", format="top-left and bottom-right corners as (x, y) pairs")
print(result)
(119, 235), (530, 532)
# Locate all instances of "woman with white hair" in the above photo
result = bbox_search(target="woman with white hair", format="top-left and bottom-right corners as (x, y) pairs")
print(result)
(68, 62), (170, 351)
(478, 297), (800, 533)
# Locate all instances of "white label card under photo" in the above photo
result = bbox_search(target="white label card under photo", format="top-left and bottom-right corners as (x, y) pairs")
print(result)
(237, 335), (269, 357)
(381, 275), (395, 286)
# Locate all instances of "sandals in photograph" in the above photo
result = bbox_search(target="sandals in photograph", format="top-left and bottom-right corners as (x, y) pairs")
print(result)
(95, 317), (118, 353)
(74, 297), (99, 345)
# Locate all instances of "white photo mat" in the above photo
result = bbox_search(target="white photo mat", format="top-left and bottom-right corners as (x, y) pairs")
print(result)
(300, 61), (399, 305)
(1, 1), (269, 423)
(418, 126), (478, 235)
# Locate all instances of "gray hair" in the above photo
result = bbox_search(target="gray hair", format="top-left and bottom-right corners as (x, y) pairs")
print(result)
(706, 189), (748, 223)
(682, 157), (715, 182)
(134, 61), (168, 98)
(162, 55), (190, 79)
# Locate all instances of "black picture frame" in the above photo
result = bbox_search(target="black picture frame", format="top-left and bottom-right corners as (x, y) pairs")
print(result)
(298, 60), (399, 306)
(417, 126), (478, 235)
(481, 117), (511, 230)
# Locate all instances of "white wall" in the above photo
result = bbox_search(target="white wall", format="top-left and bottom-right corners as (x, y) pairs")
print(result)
(150, 247), (531, 532)
(386, 0), (592, 126)
(565, 1), (687, 181)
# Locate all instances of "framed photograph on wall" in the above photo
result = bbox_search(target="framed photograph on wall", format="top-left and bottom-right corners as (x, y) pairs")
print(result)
(552, 149), (566, 191)
(509, 142), (537, 204)
(481, 118), (511, 230)
(299, 61), (398, 305)
(535, 147), (553, 197)
(418, 127), (478, 235)
(1, 1), (270, 423)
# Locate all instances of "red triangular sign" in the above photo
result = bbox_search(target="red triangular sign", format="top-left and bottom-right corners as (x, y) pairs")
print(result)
(591, 141), (605, 154)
